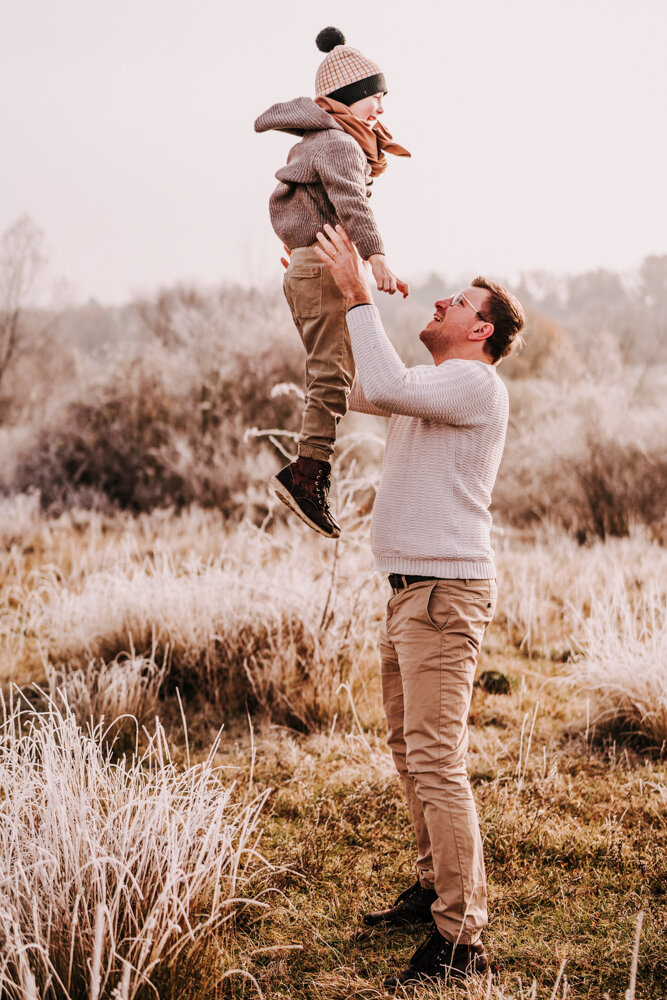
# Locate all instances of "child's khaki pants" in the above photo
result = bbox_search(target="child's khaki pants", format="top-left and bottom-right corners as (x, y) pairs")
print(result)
(283, 247), (355, 462)
(380, 577), (497, 945)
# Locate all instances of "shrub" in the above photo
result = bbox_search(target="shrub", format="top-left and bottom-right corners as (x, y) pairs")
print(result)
(13, 363), (189, 512)
(569, 438), (667, 542)
(9, 345), (303, 517)
(497, 434), (667, 543)
(500, 307), (579, 381)
(494, 367), (667, 541)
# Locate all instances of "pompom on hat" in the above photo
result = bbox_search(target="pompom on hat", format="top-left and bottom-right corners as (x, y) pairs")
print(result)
(314, 27), (387, 105)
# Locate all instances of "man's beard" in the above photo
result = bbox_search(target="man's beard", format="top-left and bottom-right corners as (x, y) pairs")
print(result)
(419, 326), (434, 349)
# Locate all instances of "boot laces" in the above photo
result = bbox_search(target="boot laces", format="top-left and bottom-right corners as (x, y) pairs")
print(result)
(411, 929), (451, 970)
(396, 880), (422, 904)
(313, 468), (331, 505)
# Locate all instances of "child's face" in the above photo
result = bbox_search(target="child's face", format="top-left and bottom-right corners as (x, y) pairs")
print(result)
(348, 93), (384, 128)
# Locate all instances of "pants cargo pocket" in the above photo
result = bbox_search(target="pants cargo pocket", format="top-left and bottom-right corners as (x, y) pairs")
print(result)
(287, 266), (323, 320)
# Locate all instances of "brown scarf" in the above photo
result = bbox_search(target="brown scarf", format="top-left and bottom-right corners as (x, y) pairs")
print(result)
(315, 95), (411, 178)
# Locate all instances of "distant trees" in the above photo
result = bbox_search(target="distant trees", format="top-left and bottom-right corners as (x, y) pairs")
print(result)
(640, 255), (667, 310)
(513, 257), (667, 367)
(0, 215), (47, 393)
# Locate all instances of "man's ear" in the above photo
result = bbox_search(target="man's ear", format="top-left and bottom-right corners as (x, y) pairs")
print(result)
(468, 322), (494, 343)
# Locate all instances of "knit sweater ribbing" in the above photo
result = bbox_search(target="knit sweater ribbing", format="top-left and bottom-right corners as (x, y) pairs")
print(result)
(346, 305), (509, 578)
(254, 98), (384, 260)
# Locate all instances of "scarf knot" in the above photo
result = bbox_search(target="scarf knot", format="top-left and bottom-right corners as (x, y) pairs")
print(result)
(314, 96), (411, 178)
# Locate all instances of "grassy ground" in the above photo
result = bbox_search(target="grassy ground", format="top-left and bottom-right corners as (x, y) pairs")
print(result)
(168, 633), (667, 1000)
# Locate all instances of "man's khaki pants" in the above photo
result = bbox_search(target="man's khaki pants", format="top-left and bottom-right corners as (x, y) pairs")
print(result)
(283, 247), (355, 463)
(380, 577), (497, 944)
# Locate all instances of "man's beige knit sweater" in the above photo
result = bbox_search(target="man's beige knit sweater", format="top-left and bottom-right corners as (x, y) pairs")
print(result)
(254, 98), (384, 261)
(346, 305), (509, 579)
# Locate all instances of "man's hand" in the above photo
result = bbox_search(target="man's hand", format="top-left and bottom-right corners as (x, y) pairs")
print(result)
(314, 224), (376, 309)
(368, 254), (410, 298)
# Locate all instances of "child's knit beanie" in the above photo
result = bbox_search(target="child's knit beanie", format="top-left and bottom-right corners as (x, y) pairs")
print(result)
(314, 27), (387, 105)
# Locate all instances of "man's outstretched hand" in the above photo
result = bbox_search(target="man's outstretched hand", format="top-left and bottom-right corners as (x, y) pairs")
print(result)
(314, 224), (408, 308)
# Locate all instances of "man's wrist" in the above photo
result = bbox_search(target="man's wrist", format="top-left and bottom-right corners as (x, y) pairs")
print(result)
(345, 293), (373, 310)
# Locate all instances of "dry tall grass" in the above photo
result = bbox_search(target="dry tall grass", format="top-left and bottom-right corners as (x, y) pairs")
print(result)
(2, 497), (666, 744)
(0, 688), (270, 999)
(47, 653), (167, 749)
(495, 524), (667, 659)
(2, 508), (383, 731)
(573, 588), (667, 744)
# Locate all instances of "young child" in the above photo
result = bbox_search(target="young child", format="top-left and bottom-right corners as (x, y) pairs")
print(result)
(254, 26), (410, 539)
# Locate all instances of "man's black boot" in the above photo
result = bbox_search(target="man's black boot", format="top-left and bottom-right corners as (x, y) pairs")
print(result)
(363, 880), (437, 927)
(271, 456), (340, 539)
(384, 927), (489, 989)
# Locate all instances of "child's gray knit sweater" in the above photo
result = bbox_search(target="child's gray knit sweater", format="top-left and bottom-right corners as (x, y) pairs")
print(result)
(254, 97), (384, 261)
(346, 305), (509, 579)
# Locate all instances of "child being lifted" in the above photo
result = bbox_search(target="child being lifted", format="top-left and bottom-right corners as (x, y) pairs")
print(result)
(255, 26), (410, 539)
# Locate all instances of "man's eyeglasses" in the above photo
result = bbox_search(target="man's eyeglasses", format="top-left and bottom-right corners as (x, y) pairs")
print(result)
(451, 290), (487, 321)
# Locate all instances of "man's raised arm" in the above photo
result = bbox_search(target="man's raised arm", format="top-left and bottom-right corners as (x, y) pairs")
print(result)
(314, 225), (496, 426)
(348, 376), (392, 417)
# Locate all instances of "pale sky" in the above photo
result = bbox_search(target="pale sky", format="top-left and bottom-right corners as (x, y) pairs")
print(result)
(2, 0), (666, 304)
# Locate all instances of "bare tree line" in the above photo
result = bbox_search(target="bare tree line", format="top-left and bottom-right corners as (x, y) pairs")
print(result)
(0, 215), (47, 392)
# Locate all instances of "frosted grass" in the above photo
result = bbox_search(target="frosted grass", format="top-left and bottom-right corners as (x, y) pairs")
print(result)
(496, 525), (667, 657)
(8, 521), (382, 730)
(573, 588), (667, 743)
(0, 690), (270, 998)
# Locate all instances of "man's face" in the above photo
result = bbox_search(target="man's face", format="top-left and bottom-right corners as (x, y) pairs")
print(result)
(419, 287), (491, 355)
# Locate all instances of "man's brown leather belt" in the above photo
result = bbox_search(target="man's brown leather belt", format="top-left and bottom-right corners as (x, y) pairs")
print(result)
(388, 574), (438, 590)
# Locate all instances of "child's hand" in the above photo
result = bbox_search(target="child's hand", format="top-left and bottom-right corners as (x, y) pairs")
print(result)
(368, 254), (409, 298)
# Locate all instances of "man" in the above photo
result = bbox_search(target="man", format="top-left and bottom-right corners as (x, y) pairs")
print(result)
(313, 223), (526, 988)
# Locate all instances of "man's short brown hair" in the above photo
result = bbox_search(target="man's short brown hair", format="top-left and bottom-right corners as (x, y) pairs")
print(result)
(472, 276), (525, 364)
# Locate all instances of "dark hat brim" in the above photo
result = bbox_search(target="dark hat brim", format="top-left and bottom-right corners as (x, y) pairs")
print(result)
(326, 73), (387, 106)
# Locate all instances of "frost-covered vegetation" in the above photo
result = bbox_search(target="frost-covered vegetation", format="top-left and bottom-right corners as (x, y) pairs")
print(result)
(0, 239), (666, 997)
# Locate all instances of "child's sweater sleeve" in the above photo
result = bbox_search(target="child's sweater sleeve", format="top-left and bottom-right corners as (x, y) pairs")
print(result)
(314, 137), (385, 260)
